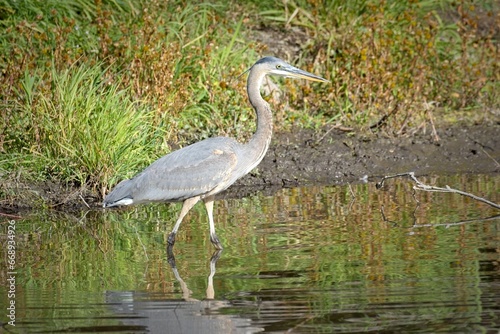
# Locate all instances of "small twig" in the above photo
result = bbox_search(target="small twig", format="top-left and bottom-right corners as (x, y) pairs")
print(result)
(0, 212), (22, 219)
(424, 102), (440, 142)
(369, 103), (400, 130)
(316, 123), (353, 143)
(479, 145), (500, 168)
(376, 172), (414, 189)
(464, 134), (499, 168)
(377, 172), (500, 210)
(79, 194), (90, 209)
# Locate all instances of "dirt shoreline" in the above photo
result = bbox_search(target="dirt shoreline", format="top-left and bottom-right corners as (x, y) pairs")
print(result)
(241, 122), (500, 184)
(222, 122), (500, 198)
(1, 122), (499, 213)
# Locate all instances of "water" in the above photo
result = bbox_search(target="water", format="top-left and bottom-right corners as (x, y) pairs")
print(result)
(1, 174), (499, 333)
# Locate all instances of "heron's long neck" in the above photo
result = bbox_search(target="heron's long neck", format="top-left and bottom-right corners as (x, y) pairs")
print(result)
(246, 72), (273, 164)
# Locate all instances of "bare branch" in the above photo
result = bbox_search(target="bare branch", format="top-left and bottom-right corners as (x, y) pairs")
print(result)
(79, 194), (91, 209)
(377, 172), (500, 210)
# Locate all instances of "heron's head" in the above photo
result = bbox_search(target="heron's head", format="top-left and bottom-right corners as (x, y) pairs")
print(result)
(253, 56), (329, 83)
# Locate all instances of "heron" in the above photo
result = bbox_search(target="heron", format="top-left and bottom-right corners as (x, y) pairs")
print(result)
(103, 56), (328, 249)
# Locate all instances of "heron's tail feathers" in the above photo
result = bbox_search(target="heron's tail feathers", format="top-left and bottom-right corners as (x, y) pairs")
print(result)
(103, 179), (134, 207)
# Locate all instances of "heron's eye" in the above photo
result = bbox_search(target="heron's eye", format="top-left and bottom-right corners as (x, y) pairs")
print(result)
(276, 64), (282, 69)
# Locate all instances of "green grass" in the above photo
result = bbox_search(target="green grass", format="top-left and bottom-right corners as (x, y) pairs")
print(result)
(9, 64), (161, 196)
(0, 0), (498, 204)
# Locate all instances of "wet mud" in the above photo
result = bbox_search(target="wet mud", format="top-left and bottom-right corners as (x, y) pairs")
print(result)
(1, 122), (499, 213)
(226, 122), (500, 197)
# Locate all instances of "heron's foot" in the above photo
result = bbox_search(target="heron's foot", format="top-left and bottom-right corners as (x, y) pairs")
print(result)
(167, 232), (176, 246)
(210, 234), (223, 250)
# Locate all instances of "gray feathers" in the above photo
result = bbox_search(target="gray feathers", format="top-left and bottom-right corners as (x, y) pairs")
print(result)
(103, 137), (241, 206)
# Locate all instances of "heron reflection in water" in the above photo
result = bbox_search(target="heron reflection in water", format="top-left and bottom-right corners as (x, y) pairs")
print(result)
(103, 57), (329, 249)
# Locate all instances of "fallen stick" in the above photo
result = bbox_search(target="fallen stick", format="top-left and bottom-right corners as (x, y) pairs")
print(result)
(376, 172), (500, 210)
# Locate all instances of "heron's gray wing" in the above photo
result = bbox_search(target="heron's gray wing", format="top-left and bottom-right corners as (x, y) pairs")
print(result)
(127, 137), (239, 203)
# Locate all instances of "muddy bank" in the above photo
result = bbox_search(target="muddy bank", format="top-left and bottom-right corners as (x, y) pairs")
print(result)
(1, 122), (499, 213)
(225, 122), (500, 198)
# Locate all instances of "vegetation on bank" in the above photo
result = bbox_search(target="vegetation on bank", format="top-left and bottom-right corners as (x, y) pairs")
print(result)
(0, 0), (498, 199)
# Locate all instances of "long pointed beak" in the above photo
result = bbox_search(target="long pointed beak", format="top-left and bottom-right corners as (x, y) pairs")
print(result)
(286, 66), (329, 83)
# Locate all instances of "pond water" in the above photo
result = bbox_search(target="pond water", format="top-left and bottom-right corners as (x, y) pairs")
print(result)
(1, 174), (499, 333)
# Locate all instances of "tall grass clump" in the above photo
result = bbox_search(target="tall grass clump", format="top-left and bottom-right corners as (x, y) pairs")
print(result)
(15, 64), (162, 196)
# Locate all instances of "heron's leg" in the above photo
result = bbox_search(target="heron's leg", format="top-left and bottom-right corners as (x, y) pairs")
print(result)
(203, 196), (223, 250)
(168, 196), (200, 246)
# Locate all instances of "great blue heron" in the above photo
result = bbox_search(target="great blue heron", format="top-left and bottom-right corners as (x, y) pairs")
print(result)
(103, 56), (328, 249)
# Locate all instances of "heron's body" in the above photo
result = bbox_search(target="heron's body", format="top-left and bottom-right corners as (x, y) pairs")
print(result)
(104, 135), (267, 205)
(103, 57), (328, 249)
